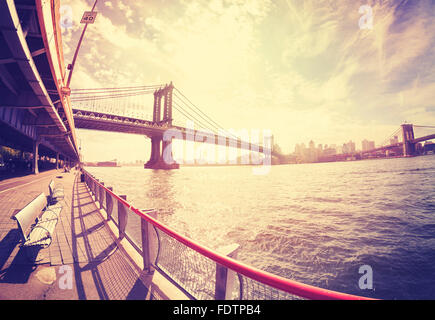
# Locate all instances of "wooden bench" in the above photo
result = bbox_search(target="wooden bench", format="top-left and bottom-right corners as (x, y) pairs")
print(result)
(12, 193), (62, 250)
(49, 179), (65, 204)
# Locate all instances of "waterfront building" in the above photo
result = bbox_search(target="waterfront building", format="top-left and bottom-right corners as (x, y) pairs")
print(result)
(323, 147), (337, 156)
(362, 139), (375, 151)
(343, 141), (356, 154)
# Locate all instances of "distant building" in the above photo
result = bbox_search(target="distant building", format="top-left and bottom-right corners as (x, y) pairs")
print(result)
(342, 141), (356, 154)
(293, 141), (321, 163)
(294, 143), (301, 155)
(307, 140), (317, 162)
(96, 160), (118, 167)
(317, 144), (323, 158)
(323, 147), (337, 156)
(362, 139), (375, 151)
(309, 140), (315, 150)
(390, 136), (399, 145)
(423, 141), (435, 154)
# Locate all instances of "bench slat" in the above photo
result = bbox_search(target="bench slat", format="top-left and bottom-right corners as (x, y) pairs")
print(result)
(24, 219), (57, 248)
(44, 206), (62, 218)
(49, 180), (65, 203)
(52, 190), (64, 197)
(13, 193), (47, 241)
(40, 210), (59, 222)
(13, 186), (63, 251)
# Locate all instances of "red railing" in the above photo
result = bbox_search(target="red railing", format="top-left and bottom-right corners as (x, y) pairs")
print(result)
(83, 169), (374, 300)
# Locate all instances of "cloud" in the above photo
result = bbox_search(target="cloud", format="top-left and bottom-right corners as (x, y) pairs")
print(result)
(117, 1), (134, 23)
(61, 0), (435, 158)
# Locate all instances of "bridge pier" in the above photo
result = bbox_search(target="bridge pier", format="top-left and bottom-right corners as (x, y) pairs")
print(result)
(144, 137), (179, 170)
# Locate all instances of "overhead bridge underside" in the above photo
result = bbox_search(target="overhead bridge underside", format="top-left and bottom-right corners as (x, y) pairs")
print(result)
(0, 0), (79, 163)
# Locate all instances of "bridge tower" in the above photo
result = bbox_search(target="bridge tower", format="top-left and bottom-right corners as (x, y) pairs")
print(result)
(152, 88), (163, 123)
(163, 83), (173, 126)
(401, 124), (415, 157)
(145, 82), (179, 169)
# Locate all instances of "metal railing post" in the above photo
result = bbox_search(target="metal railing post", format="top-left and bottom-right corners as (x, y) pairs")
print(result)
(99, 182), (105, 209)
(215, 244), (240, 300)
(141, 210), (157, 273)
(94, 179), (99, 201)
(118, 195), (127, 239)
(105, 187), (113, 220)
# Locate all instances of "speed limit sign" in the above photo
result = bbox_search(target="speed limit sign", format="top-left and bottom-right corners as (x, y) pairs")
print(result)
(80, 11), (97, 24)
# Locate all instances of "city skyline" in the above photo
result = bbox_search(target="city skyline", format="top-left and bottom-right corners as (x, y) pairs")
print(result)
(61, 0), (435, 162)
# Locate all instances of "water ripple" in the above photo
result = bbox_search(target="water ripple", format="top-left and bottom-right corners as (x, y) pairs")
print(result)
(87, 155), (435, 299)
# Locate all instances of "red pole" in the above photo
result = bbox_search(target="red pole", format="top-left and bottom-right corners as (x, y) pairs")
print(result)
(65, 0), (98, 88)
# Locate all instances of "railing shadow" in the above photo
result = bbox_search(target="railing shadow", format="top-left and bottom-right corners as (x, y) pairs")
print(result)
(70, 174), (149, 300)
(70, 174), (102, 299)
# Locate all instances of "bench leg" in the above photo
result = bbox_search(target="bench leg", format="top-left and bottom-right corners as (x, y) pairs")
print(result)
(50, 196), (66, 208)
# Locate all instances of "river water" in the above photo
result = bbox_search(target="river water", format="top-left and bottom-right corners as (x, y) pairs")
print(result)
(85, 155), (435, 299)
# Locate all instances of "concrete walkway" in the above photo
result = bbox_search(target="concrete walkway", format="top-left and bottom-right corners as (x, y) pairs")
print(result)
(0, 169), (150, 299)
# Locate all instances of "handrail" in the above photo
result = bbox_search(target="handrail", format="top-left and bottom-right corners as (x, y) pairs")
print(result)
(82, 169), (374, 300)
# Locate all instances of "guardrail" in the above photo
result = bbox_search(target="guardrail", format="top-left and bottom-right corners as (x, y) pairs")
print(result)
(81, 169), (372, 300)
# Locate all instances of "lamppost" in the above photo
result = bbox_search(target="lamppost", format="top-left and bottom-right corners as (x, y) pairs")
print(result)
(60, 1), (98, 164)
(65, 0), (98, 90)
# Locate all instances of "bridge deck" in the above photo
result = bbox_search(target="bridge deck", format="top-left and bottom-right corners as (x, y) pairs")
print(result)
(0, 169), (150, 299)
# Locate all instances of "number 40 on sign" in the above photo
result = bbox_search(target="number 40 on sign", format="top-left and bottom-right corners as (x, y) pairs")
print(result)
(80, 11), (97, 24)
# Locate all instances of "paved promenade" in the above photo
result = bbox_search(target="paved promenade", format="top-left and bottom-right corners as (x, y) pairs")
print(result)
(0, 169), (150, 299)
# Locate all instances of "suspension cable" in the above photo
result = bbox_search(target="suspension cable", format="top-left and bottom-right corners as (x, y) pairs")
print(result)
(380, 127), (401, 146)
(71, 83), (249, 142)
(174, 88), (239, 140)
(413, 125), (435, 128)
(173, 101), (219, 134)
(72, 84), (163, 92)
(71, 89), (156, 102)
(174, 88), (230, 131)
(173, 95), (221, 132)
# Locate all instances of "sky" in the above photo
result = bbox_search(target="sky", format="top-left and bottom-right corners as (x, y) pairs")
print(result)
(60, 0), (435, 162)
